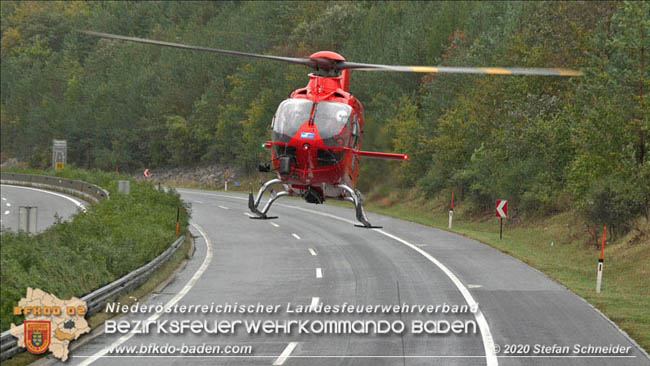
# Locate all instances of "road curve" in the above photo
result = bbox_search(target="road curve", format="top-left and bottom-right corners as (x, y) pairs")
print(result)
(42, 188), (648, 366)
(0, 184), (87, 233)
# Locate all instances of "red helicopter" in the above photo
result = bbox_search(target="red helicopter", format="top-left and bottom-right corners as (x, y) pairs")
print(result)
(81, 31), (582, 228)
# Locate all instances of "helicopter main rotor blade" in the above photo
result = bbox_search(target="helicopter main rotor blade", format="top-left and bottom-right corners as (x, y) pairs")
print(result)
(79, 30), (315, 68)
(339, 62), (583, 77)
(80, 30), (582, 77)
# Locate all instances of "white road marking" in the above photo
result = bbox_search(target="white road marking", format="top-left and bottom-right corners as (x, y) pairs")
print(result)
(468, 284), (482, 288)
(310, 297), (320, 311)
(218, 205), (229, 210)
(308, 248), (317, 256)
(292, 233), (301, 240)
(280, 204), (498, 366)
(6, 203), (11, 207)
(244, 212), (253, 217)
(175, 189), (247, 201)
(2, 185), (87, 212)
(316, 268), (323, 278)
(416, 244), (427, 247)
(77, 223), (213, 366)
(270, 222), (279, 228)
(150, 191), (648, 364)
(4, 210), (9, 215)
(1, 197), (6, 201)
(273, 342), (298, 365)
(192, 200), (204, 204)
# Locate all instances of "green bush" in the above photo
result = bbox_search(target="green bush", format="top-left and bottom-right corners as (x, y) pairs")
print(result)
(580, 174), (647, 236)
(0, 168), (190, 331)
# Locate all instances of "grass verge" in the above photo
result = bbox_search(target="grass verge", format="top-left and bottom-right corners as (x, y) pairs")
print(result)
(358, 189), (650, 353)
(2, 234), (194, 366)
(1, 167), (190, 332)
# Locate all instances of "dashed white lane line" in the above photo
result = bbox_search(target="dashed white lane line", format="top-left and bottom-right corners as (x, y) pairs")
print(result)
(279, 204), (498, 366)
(270, 222), (280, 228)
(2, 185), (87, 212)
(308, 248), (317, 256)
(192, 200), (204, 204)
(316, 268), (323, 278)
(1, 197), (6, 201)
(468, 284), (482, 288)
(76, 223), (213, 366)
(273, 342), (298, 366)
(4, 210), (9, 215)
(174, 190), (498, 364)
(309, 297), (320, 311)
(292, 233), (301, 240)
(218, 205), (229, 210)
(6, 203), (11, 207)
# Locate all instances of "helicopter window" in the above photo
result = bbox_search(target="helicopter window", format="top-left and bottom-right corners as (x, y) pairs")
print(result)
(272, 99), (313, 143)
(313, 102), (352, 147)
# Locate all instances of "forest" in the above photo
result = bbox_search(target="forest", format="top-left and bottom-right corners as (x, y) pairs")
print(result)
(1, 1), (649, 235)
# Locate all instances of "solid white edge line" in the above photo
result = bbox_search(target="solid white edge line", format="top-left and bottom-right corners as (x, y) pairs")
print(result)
(174, 190), (495, 365)
(316, 268), (323, 278)
(175, 191), (497, 365)
(376, 229), (497, 366)
(280, 204), (498, 366)
(1, 184), (87, 212)
(308, 248), (317, 256)
(176, 190), (649, 363)
(77, 222), (213, 366)
(273, 342), (298, 365)
(292, 233), (301, 240)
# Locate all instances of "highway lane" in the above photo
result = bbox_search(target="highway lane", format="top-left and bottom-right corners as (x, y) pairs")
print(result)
(0, 184), (87, 233)
(45, 188), (648, 366)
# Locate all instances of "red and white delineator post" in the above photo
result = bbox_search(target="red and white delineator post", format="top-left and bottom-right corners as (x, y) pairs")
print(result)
(596, 226), (607, 293)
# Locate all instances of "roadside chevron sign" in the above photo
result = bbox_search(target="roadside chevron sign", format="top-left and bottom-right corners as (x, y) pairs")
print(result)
(496, 200), (508, 218)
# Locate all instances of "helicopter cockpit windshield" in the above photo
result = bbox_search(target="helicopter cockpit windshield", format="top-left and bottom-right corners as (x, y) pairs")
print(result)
(313, 102), (352, 147)
(272, 99), (313, 142)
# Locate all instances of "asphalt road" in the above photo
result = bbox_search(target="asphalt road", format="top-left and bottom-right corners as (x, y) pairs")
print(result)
(0, 184), (87, 233)
(46, 188), (648, 366)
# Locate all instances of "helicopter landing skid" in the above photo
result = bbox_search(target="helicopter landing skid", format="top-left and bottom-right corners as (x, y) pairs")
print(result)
(248, 179), (288, 220)
(337, 184), (382, 229)
(249, 215), (278, 220)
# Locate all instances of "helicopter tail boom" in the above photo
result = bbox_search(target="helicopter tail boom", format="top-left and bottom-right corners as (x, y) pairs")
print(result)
(356, 151), (408, 161)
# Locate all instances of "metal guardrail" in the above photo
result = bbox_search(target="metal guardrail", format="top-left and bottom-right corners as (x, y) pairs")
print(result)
(0, 173), (186, 361)
(0, 173), (110, 204)
(0, 235), (186, 361)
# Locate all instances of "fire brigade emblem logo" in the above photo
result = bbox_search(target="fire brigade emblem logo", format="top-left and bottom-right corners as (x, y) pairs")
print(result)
(25, 321), (51, 354)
